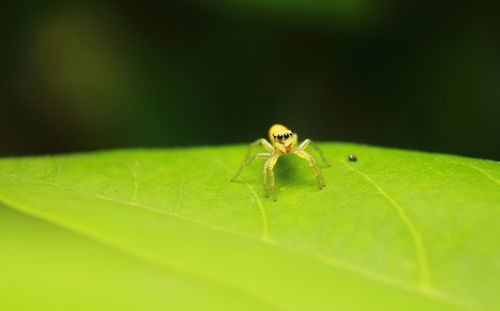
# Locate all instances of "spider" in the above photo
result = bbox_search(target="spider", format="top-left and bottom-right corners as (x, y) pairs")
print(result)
(231, 124), (330, 200)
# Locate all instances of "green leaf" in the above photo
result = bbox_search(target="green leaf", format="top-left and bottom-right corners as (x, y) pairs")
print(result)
(0, 143), (499, 311)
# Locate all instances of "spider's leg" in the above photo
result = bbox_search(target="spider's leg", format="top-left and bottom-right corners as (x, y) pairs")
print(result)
(262, 163), (269, 197)
(231, 152), (272, 181)
(293, 150), (326, 189)
(231, 138), (274, 181)
(245, 138), (274, 158)
(264, 154), (280, 201)
(298, 139), (330, 167)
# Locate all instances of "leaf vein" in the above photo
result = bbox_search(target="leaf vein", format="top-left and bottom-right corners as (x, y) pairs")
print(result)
(448, 160), (500, 187)
(336, 160), (432, 290)
(212, 158), (270, 241)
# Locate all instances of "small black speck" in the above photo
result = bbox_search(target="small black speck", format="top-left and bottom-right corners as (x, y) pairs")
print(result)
(348, 154), (357, 162)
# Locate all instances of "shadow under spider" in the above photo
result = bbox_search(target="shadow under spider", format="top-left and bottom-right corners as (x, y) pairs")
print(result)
(274, 154), (312, 187)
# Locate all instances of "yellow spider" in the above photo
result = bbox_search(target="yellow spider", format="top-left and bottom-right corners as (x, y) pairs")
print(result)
(231, 124), (330, 200)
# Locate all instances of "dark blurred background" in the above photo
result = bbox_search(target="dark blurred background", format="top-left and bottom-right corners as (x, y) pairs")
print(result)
(1, 1), (499, 159)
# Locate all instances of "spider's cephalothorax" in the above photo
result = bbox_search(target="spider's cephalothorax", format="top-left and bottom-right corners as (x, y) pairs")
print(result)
(232, 124), (330, 201)
(269, 124), (297, 153)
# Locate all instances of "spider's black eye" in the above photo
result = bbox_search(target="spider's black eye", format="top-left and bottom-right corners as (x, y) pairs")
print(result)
(277, 134), (283, 140)
(273, 135), (276, 139)
(284, 133), (289, 139)
(290, 132), (293, 136)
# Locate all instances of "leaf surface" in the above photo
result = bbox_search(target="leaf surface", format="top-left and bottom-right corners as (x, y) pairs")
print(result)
(0, 143), (499, 310)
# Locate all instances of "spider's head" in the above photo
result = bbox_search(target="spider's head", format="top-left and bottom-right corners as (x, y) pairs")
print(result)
(269, 124), (295, 149)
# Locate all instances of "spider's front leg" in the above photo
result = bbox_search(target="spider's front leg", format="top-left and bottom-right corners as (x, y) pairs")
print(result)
(264, 154), (280, 201)
(232, 152), (272, 181)
(293, 150), (326, 189)
(232, 138), (274, 181)
(298, 139), (330, 167)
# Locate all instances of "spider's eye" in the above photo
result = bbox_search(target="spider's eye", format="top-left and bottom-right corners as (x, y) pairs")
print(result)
(284, 133), (289, 139)
(277, 134), (283, 140)
(273, 135), (276, 139)
(290, 132), (293, 136)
